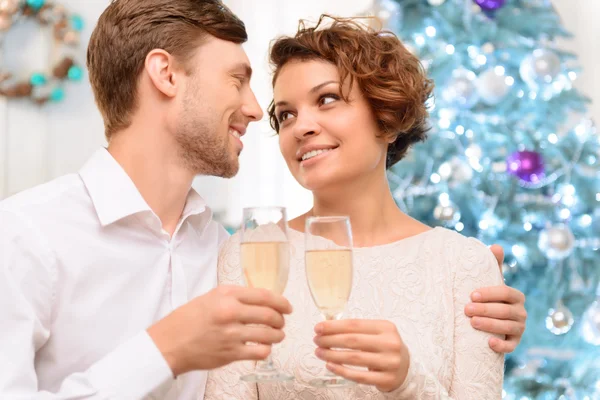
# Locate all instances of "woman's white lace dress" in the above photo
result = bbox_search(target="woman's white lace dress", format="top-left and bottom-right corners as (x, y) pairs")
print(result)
(204, 227), (504, 399)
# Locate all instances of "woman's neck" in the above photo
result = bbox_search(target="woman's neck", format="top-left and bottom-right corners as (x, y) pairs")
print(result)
(296, 173), (430, 247)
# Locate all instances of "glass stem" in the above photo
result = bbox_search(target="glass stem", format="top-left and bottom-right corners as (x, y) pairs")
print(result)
(256, 354), (275, 372)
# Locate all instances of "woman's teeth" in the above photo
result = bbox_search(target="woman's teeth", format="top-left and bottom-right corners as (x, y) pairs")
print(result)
(301, 148), (334, 161)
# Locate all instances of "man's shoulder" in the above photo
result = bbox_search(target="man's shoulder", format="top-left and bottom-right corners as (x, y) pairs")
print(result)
(0, 174), (87, 219)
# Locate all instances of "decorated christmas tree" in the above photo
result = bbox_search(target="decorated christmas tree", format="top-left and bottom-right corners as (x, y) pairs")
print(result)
(372, 0), (600, 397)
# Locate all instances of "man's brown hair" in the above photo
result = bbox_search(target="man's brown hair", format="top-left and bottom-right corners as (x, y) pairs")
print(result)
(268, 15), (434, 168)
(87, 0), (247, 140)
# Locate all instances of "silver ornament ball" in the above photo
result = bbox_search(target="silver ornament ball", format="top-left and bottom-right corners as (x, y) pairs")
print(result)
(538, 224), (575, 260)
(519, 48), (561, 89)
(475, 68), (511, 105)
(545, 302), (574, 335)
(442, 68), (479, 109)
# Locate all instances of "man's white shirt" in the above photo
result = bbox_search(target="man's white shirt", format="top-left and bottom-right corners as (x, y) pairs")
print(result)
(0, 148), (229, 399)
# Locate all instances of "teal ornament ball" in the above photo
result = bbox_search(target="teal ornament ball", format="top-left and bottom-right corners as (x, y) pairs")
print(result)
(30, 73), (47, 86)
(70, 15), (84, 31)
(50, 87), (65, 102)
(26, 0), (45, 10)
(67, 65), (83, 81)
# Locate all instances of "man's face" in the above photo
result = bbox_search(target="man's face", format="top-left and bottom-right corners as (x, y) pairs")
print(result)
(173, 37), (263, 178)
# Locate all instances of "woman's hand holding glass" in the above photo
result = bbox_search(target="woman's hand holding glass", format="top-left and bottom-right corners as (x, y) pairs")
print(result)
(313, 319), (410, 393)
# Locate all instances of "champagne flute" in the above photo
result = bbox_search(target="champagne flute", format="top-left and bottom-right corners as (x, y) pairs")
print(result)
(305, 215), (355, 388)
(239, 206), (294, 383)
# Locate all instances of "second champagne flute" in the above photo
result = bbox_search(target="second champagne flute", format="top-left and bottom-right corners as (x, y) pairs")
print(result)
(239, 206), (293, 383)
(305, 215), (355, 388)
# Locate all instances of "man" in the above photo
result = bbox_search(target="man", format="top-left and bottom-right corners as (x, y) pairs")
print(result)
(0, 0), (526, 399)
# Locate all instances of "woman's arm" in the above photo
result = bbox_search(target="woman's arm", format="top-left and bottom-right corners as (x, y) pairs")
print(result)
(446, 237), (505, 398)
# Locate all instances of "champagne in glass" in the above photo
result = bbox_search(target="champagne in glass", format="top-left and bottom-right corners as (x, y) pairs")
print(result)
(239, 206), (293, 383)
(241, 241), (289, 295)
(305, 215), (355, 388)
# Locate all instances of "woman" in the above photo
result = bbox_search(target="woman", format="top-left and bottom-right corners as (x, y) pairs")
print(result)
(205, 16), (526, 399)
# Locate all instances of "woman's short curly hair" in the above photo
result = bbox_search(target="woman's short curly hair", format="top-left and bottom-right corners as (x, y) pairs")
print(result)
(267, 15), (434, 168)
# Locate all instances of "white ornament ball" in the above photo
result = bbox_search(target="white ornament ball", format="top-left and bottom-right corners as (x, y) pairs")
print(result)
(519, 48), (561, 89)
(442, 68), (479, 109)
(476, 68), (510, 105)
(427, 0), (446, 5)
(537, 224), (575, 260)
(545, 303), (574, 335)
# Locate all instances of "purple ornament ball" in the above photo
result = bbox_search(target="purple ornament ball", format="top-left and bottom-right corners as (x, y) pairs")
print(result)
(473, 0), (506, 11)
(506, 150), (545, 183)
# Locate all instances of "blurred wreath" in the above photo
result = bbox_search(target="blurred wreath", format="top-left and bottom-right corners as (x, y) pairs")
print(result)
(0, 0), (85, 105)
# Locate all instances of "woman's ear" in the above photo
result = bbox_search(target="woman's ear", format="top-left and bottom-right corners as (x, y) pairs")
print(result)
(386, 134), (398, 144)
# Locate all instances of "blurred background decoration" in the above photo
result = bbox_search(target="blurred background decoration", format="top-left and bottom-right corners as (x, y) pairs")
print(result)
(376, 0), (600, 398)
(0, 0), (85, 105)
(1, 0), (597, 225)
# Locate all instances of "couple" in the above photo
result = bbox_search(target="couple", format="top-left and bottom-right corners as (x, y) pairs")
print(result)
(0, 1), (525, 399)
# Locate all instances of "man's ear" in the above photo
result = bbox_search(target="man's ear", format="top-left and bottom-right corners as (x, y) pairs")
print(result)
(145, 49), (180, 98)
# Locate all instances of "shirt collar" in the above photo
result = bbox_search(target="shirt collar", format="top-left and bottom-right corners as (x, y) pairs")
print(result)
(79, 148), (207, 227)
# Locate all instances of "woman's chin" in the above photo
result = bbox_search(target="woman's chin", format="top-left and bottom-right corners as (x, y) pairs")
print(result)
(298, 172), (342, 193)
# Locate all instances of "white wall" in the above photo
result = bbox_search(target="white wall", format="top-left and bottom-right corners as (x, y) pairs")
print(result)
(552, 0), (600, 124)
(0, 0), (598, 228)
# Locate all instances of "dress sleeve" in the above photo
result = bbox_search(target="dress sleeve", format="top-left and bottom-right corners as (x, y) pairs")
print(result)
(383, 235), (505, 399)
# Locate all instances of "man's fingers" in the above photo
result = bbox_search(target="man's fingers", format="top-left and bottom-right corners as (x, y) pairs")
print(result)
(489, 336), (519, 354)
(465, 302), (527, 322)
(238, 304), (286, 329)
(471, 285), (525, 304)
(231, 286), (293, 314)
(490, 244), (504, 270)
(240, 326), (285, 345)
(236, 343), (272, 361)
(471, 316), (525, 337)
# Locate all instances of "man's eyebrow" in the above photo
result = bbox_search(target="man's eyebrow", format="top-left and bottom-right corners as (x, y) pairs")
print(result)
(229, 62), (253, 80)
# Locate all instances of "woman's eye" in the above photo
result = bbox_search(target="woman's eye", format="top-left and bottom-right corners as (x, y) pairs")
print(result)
(279, 111), (293, 123)
(319, 94), (339, 105)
